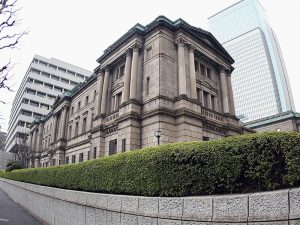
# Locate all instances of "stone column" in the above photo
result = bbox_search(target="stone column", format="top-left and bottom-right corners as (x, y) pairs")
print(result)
(227, 74), (236, 115)
(35, 123), (44, 167)
(52, 114), (57, 143)
(122, 49), (132, 103)
(36, 123), (44, 152)
(101, 67), (110, 114)
(60, 106), (68, 140)
(130, 45), (139, 100)
(220, 67), (230, 113)
(176, 38), (187, 96)
(31, 128), (37, 151)
(188, 45), (197, 99)
(200, 90), (204, 105)
(208, 93), (212, 109)
(96, 74), (104, 116)
(214, 95), (218, 111)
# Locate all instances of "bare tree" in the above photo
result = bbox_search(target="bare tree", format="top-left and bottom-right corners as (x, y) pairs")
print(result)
(13, 132), (34, 167)
(0, 0), (28, 103)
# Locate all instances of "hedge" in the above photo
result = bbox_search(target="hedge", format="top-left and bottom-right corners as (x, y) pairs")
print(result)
(1, 132), (300, 197)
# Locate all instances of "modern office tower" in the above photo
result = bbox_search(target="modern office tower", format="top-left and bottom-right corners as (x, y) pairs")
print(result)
(5, 55), (92, 153)
(208, 0), (295, 122)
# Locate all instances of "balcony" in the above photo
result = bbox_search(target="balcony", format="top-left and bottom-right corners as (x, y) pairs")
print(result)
(196, 72), (217, 89)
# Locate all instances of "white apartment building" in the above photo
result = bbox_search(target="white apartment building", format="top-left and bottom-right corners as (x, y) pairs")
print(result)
(5, 55), (92, 152)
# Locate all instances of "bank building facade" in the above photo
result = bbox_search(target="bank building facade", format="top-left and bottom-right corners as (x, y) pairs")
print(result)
(29, 16), (251, 167)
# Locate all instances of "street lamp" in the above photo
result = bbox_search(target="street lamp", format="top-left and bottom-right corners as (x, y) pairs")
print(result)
(154, 129), (161, 146)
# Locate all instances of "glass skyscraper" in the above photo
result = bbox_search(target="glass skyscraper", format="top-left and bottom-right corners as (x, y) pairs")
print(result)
(208, 0), (295, 122)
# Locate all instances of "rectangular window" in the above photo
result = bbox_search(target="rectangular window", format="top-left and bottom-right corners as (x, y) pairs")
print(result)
(61, 78), (69, 84)
(91, 113), (94, 129)
(51, 75), (60, 81)
(94, 90), (97, 100)
(203, 136), (210, 141)
(49, 64), (57, 70)
(41, 72), (50, 78)
(22, 110), (32, 117)
(71, 106), (74, 114)
(211, 95), (216, 111)
(47, 94), (55, 100)
(82, 117), (87, 133)
(109, 139), (117, 155)
(146, 47), (152, 60)
(39, 61), (47, 67)
(79, 153), (83, 162)
(146, 77), (150, 95)
(70, 81), (78, 86)
(44, 83), (53, 89)
(68, 71), (76, 76)
(196, 88), (200, 101)
(37, 92), (46, 98)
(74, 122), (79, 137)
(206, 68), (211, 79)
(85, 96), (89, 106)
(52, 159), (56, 166)
(77, 74), (84, 79)
(200, 64), (205, 75)
(203, 91), (209, 108)
(78, 101), (81, 111)
(119, 65), (125, 78)
(54, 86), (62, 92)
(194, 61), (199, 72)
(34, 80), (43, 86)
(68, 125), (72, 139)
(23, 98), (29, 104)
(72, 155), (76, 163)
(33, 113), (43, 119)
(31, 68), (40, 74)
(27, 89), (36, 95)
(122, 139), (126, 153)
(58, 67), (66, 73)
(116, 92), (122, 108)
(40, 103), (49, 110)
(66, 156), (69, 164)
(93, 147), (97, 159)
(87, 151), (90, 160)
(18, 121), (25, 127)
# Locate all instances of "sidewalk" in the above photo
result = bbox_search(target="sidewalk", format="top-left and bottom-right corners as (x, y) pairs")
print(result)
(0, 189), (43, 225)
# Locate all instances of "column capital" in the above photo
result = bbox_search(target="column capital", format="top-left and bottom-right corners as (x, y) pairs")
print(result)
(126, 48), (133, 56)
(187, 43), (196, 52)
(103, 65), (112, 73)
(219, 65), (231, 74)
(175, 37), (187, 47)
(131, 43), (142, 52)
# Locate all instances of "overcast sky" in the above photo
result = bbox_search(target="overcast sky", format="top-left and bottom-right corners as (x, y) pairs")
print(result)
(1, 0), (300, 132)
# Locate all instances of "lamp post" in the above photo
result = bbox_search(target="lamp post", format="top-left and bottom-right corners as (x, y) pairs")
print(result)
(155, 129), (161, 146)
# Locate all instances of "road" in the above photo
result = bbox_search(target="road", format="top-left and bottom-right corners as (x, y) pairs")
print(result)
(0, 189), (43, 225)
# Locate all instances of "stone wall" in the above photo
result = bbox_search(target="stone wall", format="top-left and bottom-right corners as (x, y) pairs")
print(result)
(0, 151), (14, 170)
(1, 178), (300, 225)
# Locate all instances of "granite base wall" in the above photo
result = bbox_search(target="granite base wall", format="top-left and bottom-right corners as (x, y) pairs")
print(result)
(1, 178), (300, 225)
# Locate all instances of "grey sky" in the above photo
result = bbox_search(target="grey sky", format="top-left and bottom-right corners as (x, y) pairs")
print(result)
(1, 0), (299, 132)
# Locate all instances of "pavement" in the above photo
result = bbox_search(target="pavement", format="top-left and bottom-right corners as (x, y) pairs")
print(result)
(0, 189), (43, 225)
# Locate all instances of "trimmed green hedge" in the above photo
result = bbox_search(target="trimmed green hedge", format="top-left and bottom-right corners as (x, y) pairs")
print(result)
(1, 132), (300, 197)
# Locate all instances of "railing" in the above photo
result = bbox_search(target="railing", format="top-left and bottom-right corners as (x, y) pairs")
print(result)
(201, 108), (223, 122)
(105, 111), (119, 123)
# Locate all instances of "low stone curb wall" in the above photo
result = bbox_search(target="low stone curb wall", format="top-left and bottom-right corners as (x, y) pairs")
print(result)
(1, 178), (300, 225)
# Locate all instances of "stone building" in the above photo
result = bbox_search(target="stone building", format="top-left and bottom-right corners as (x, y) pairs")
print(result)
(29, 16), (251, 167)
(244, 111), (300, 132)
